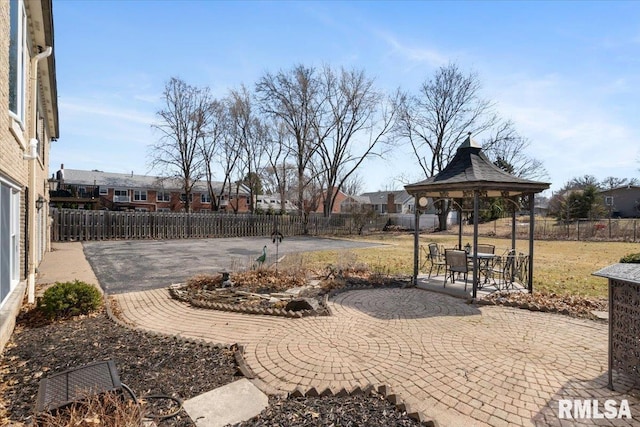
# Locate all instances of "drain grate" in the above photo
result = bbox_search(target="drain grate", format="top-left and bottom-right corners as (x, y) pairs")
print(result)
(35, 360), (122, 413)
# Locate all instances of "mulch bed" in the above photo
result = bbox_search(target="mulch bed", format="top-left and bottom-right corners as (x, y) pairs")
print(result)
(0, 307), (237, 426)
(1, 300), (425, 427)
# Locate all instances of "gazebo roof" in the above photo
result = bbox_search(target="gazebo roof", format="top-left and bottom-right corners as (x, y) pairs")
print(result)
(404, 134), (550, 198)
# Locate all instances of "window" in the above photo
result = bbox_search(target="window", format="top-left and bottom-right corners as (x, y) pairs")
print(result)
(135, 207), (148, 212)
(180, 194), (193, 202)
(9, 0), (28, 124)
(201, 193), (211, 203)
(133, 190), (147, 201)
(99, 187), (108, 195)
(1, 181), (20, 307)
(157, 208), (170, 213)
(157, 191), (170, 202)
(113, 189), (129, 203)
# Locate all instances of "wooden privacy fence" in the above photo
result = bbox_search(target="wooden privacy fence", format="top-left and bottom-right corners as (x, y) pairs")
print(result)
(50, 209), (387, 241)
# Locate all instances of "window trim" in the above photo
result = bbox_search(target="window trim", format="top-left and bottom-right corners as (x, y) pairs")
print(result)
(156, 191), (170, 202)
(9, 0), (29, 125)
(133, 190), (147, 202)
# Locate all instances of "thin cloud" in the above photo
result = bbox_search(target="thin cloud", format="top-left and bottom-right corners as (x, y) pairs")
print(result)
(376, 30), (449, 67)
(60, 99), (155, 125)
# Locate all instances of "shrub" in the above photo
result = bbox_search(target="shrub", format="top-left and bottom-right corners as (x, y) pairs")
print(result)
(620, 253), (640, 264)
(40, 280), (102, 319)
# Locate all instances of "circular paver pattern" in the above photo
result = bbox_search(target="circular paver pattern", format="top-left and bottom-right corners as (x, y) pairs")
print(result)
(114, 287), (639, 427)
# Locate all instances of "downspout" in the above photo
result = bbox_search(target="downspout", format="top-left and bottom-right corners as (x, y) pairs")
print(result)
(24, 46), (53, 304)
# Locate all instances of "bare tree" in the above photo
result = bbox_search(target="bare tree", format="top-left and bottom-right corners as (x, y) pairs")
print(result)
(315, 66), (399, 216)
(263, 119), (295, 213)
(199, 99), (227, 211)
(600, 176), (639, 189)
(256, 65), (324, 218)
(228, 85), (266, 212)
(482, 120), (549, 180)
(397, 63), (498, 179)
(341, 172), (364, 196)
(150, 77), (213, 212)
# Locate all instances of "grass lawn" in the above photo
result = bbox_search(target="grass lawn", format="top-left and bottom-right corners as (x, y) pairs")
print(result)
(285, 232), (640, 298)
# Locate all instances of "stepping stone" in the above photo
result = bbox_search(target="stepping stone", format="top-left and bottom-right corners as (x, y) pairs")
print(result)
(182, 378), (268, 427)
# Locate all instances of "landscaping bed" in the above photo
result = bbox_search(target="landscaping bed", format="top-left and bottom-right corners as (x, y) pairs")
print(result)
(169, 268), (409, 318)
(1, 293), (423, 426)
(481, 290), (608, 319)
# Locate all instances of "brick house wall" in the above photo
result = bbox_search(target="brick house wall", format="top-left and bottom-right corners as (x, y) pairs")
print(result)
(1, 0), (58, 350)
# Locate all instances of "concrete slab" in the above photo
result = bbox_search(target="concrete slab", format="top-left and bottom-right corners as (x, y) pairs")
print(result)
(83, 236), (383, 294)
(182, 378), (268, 427)
(37, 242), (99, 287)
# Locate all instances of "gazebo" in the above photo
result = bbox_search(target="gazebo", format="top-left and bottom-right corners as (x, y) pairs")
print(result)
(404, 134), (550, 299)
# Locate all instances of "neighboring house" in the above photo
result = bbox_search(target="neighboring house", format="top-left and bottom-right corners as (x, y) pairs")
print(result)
(50, 166), (252, 213)
(1, 0), (59, 350)
(311, 187), (350, 214)
(340, 195), (371, 212)
(599, 186), (640, 218)
(255, 194), (297, 213)
(360, 190), (414, 214)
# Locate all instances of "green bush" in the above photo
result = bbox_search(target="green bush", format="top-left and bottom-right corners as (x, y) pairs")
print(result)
(620, 253), (640, 264)
(40, 280), (102, 319)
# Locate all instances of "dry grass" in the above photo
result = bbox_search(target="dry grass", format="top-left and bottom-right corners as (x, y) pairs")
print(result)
(285, 231), (639, 298)
(35, 391), (142, 427)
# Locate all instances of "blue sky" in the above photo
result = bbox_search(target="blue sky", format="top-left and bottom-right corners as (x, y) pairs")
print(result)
(51, 0), (640, 195)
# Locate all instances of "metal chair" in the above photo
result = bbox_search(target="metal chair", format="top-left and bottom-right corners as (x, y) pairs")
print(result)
(489, 249), (516, 289)
(425, 243), (446, 278)
(444, 249), (470, 290)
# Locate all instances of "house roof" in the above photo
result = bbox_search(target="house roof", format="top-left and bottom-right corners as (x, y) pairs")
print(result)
(599, 185), (640, 194)
(60, 168), (248, 194)
(404, 134), (550, 198)
(341, 195), (370, 205)
(360, 190), (413, 205)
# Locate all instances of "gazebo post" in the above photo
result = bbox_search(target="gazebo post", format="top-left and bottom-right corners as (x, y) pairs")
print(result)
(528, 193), (535, 293)
(412, 195), (420, 286)
(511, 202), (517, 251)
(472, 191), (479, 299)
(457, 200), (463, 250)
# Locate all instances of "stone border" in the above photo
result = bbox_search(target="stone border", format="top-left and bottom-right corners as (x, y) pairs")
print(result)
(168, 285), (330, 318)
(169, 281), (410, 318)
(288, 384), (437, 427)
(474, 297), (607, 321)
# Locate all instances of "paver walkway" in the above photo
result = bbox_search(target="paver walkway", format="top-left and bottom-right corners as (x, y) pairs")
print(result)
(114, 287), (639, 427)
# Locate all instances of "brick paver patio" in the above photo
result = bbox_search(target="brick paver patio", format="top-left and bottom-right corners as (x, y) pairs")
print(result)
(114, 287), (639, 426)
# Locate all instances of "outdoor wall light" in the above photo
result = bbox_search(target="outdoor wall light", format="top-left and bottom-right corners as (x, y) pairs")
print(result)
(36, 196), (45, 210)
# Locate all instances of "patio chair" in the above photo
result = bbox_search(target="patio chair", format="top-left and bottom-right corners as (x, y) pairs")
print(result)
(444, 249), (470, 290)
(425, 243), (446, 278)
(515, 252), (530, 287)
(489, 249), (516, 289)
